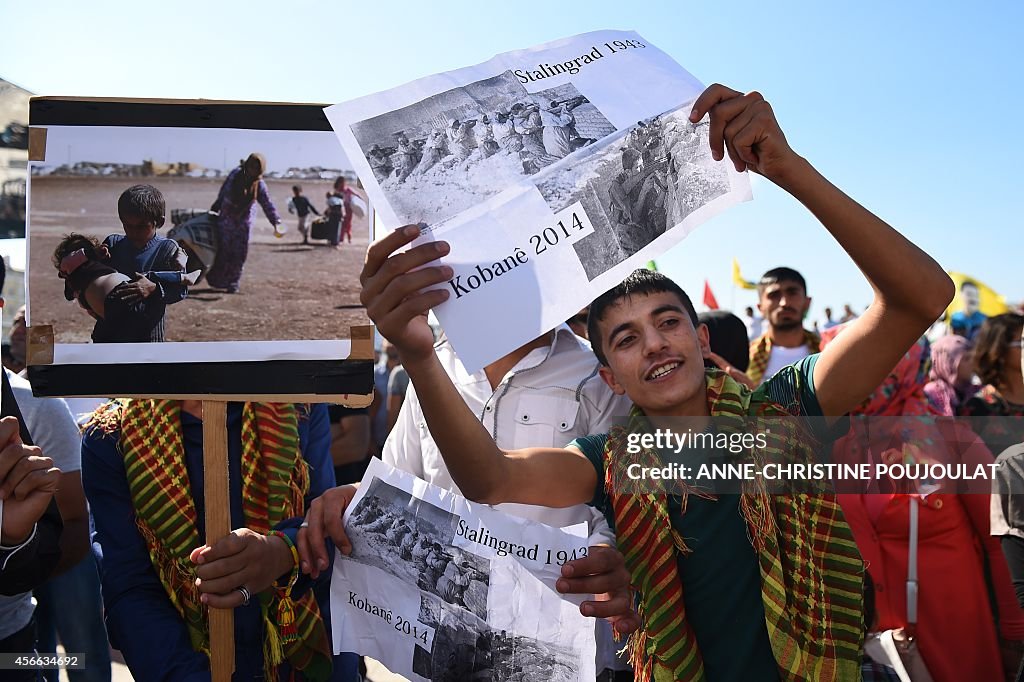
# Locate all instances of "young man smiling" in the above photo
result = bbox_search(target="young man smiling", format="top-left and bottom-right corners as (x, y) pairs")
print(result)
(356, 83), (954, 680)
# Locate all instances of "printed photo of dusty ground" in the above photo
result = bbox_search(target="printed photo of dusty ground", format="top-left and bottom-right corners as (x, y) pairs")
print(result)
(28, 176), (369, 343)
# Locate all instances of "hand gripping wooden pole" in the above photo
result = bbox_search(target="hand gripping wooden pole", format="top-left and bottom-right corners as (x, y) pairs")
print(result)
(202, 401), (234, 681)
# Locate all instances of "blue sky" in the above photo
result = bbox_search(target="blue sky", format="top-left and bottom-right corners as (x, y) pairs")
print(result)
(3, 0), (1019, 322)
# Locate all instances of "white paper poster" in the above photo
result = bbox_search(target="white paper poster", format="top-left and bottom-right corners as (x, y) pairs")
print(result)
(327, 31), (751, 370)
(331, 458), (596, 681)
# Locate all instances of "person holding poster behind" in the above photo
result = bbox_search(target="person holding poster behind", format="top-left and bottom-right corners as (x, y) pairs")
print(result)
(82, 400), (337, 681)
(358, 85), (954, 680)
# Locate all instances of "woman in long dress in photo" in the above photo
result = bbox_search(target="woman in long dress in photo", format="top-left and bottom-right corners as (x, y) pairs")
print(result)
(206, 152), (283, 293)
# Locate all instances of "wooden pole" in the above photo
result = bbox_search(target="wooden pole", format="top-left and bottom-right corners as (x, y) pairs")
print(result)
(202, 401), (234, 681)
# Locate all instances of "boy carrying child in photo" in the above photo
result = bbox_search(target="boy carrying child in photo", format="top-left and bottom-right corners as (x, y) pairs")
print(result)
(54, 184), (196, 343)
(54, 233), (196, 343)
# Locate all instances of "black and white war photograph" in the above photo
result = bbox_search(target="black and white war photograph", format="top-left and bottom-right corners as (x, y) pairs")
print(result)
(349, 69), (616, 226)
(535, 102), (732, 280)
(28, 121), (370, 347)
(345, 479), (490, 619)
(413, 594), (577, 682)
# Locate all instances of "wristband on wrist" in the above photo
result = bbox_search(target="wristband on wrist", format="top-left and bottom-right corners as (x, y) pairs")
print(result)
(267, 530), (299, 595)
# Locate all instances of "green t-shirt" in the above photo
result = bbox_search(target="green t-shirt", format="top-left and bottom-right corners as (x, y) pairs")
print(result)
(572, 354), (834, 681)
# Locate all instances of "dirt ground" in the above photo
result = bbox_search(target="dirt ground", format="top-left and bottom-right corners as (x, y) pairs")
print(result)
(28, 176), (370, 343)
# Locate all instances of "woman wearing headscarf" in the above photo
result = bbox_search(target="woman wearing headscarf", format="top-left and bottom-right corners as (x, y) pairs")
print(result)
(819, 325), (1024, 682)
(206, 153), (284, 293)
(960, 313), (1024, 455)
(923, 334), (975, 416)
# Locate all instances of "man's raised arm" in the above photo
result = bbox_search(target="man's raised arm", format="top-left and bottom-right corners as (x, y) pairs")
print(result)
(690, 85), (953, 418)
(359, 226), (596, 508)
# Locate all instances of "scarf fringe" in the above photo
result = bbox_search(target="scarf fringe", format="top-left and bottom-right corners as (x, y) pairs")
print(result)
(669, 528), (691, 556)
(263, 598), (286, 680)
(626, 628), (652, 682)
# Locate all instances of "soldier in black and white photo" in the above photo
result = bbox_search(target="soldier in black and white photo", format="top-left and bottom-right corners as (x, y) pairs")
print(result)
(492, 110), (523, 155)
(476, 114), (499, 158)
(368, 144), (395, 182)
(392, 132), (419, 183)
(448, 119), (478, 164)
(412, 129), (450, 176)
(511, 102), (547, 159)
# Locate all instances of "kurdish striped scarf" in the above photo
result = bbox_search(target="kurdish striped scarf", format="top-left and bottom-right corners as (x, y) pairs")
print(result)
(89, 400), (331, 681)
(603, 369), (864, 682)
(748, 330), (821, 386)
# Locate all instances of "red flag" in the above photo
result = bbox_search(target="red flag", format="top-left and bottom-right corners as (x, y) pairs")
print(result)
(703, 280), (719, 310)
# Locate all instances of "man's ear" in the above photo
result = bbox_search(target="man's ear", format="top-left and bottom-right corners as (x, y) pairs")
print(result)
(697, 323), (711, 359)
(755, 297), (766, 316)
(99, 245), (112, 260)
(156, 216), (166, 229)
(598, 366), (627, 396)
(802, 295), (813, 319)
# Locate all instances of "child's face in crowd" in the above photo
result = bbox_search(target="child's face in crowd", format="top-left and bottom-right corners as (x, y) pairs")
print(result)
(120, 212), (158, 249)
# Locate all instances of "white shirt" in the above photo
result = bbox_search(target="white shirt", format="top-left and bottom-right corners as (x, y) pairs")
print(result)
(745, 314), (764, 342)
(382, 325), (633, 670)
(761, 344), (811, 385)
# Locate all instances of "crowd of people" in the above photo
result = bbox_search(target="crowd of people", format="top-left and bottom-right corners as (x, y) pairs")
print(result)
(1, 82), (1022, 682)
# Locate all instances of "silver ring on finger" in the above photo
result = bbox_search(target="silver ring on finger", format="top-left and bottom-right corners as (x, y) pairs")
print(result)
(237, 585), (252, 606)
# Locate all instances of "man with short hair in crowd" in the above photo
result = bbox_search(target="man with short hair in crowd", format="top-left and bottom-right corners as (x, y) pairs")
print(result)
(748, 266), (819, 385)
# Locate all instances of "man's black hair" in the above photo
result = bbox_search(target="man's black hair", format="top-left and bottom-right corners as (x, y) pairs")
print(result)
(117, 184), (165, 225)
(698, 310), (749, 372)
(587, 269), (699, 367)
(0, 254), (5, 293)
(757, 266), (807, 295)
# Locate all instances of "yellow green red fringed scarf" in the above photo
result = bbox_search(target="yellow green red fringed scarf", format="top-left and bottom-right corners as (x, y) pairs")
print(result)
(747, 329), (821, 386)
(88, 400), (332, 681)
(603, 369), (864, 682)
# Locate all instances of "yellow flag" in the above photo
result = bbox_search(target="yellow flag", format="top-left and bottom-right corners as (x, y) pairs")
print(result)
(732, 258), (757, 290)
(946, 272), (1009, 318)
